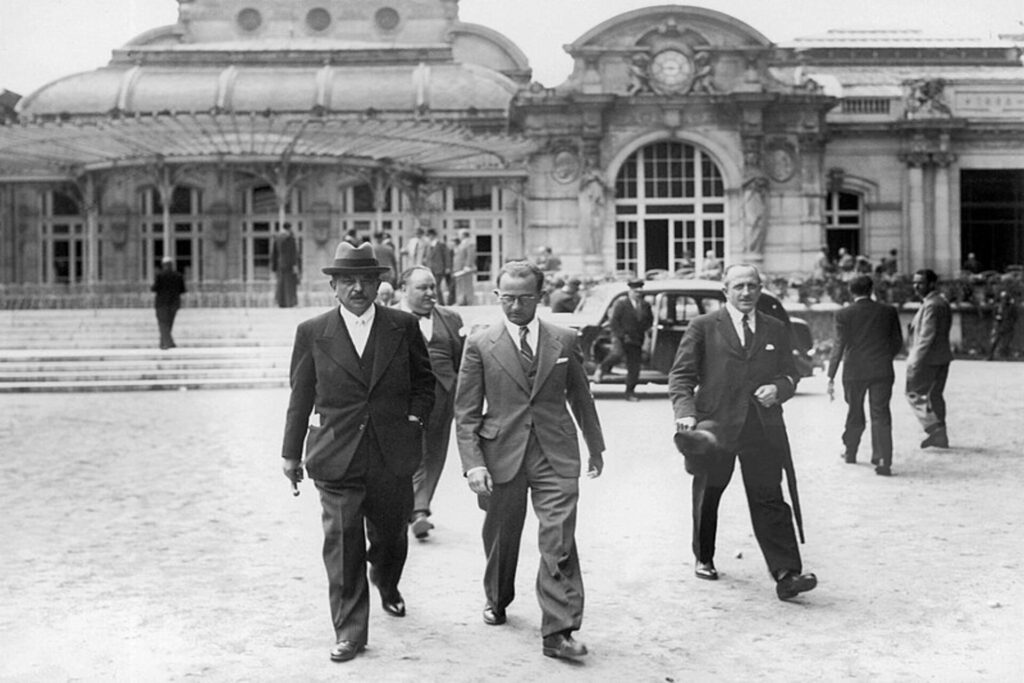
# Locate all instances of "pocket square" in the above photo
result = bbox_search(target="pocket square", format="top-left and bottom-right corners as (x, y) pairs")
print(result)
(555, 357), (568, 364)
(765, 343), (776, 351)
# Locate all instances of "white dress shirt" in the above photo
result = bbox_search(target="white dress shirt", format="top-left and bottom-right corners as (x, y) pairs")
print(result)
(399, 301), (433, 342)
(338, 304), (376, 356)
(724, 301), (755, 344)
(503, 315), (539, 355)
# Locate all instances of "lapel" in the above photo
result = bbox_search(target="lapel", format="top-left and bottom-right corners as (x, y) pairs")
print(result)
(487, 323), (532, 395)
(716, 308), (744, 357)
(317, 308), (367, 386)
(748, 311), (771, 359)
(369, 306), (402, 391)
(531, 321), (564, 399)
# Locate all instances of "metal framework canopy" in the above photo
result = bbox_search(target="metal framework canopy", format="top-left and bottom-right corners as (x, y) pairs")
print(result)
(0, 113), (535, 181)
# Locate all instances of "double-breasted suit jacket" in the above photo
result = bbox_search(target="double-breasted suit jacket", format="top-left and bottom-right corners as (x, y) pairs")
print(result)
(281, 304), (435, 481)
(455, 320), (605, 484)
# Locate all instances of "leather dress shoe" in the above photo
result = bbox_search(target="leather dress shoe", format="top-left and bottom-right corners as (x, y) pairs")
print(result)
(330, 640), (364, 663)
(874, 465), (892, 477)
(921, 427), (949, 449)
(842, 451), (856, 464)
(625, 393), (639, 402)
(542, 632), (588, 660)
(694, 560), (719, 581)
(776, 571), (817, 600)
(482, 605), (506, 625)
(410, 513), (434, 540)
(369, 568), (406, 617)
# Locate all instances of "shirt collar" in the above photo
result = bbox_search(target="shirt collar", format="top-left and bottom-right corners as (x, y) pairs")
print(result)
(725, 301), (754, 326)
(503, 315), (539, 340)
(339, 303), (376, 327)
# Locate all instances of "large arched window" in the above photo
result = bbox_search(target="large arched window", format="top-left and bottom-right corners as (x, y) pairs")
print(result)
(614, 142), (726, 277)
(139, 186), (204, 281)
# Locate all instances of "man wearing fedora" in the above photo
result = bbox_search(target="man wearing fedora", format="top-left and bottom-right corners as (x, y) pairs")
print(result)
(669, 264), (815, 601)
(593, 277), (653, 401)
(280, 241), (435, 663)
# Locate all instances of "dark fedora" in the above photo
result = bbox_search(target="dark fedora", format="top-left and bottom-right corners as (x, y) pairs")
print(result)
(673, 419), (722, 475)
(627, 277), (645, 288)
(322, 242), (390, 276)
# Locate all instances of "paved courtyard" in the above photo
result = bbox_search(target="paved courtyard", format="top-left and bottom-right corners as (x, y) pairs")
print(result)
(1, 361), (1022, 682)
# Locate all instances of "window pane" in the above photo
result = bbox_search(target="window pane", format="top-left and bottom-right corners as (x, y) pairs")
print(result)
(453, 181), (492, 211)
(352, 184), (375, 213)
(52, 192), (80, 216)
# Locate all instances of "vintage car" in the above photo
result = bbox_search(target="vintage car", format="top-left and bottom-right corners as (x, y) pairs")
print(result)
(543, 278), (815, 386)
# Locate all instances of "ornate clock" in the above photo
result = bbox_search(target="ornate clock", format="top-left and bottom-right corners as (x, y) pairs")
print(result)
(648, 50), (694, 95)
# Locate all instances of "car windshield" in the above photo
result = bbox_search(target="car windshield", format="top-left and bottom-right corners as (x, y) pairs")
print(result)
(576, 283), (621, 316)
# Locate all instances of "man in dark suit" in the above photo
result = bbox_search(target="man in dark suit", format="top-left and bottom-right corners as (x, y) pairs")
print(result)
(151, 256), (186, 350)
(397, 266), (465, 540)
(455, 260), (605, 661)
(827, 275), (904, 475)
(271, 224), (300, 307)
(593, 278), (654, 401)
(669, 264), (816, 601)
(420, 228), (452, 304)
(280, 242), (435, 663)
(905, 268), (953, 449)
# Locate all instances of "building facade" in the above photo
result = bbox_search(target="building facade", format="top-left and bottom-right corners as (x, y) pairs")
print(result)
(1, 1), (1022, 305)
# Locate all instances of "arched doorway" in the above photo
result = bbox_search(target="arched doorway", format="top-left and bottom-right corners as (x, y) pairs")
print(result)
(614, 141), (727, 277)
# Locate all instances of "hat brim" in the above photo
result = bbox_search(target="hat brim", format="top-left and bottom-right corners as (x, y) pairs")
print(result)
(322, 265), (391, 275)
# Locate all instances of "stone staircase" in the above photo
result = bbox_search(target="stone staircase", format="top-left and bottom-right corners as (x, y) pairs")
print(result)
(0, 307), (318, 392)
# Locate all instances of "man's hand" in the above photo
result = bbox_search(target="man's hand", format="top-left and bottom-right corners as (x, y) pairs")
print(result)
(587, 454), (604, 479)
(827, 379), (835, 402)
(467, 468), (492, 496)
(753, 384), (780, 408)
(675, 416), (697, 432)
(282, 458), (304, 495)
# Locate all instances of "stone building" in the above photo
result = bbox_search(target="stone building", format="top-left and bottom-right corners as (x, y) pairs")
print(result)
(0, 1), (1021, 305)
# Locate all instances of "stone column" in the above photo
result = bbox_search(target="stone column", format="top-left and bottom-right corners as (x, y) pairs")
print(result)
(933, 153), (956, 277)
(902, 153), (928, 272)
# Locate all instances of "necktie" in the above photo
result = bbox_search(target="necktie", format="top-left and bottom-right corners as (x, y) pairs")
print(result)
(519, 326), (534, 364)
(742, 313), (753, 351)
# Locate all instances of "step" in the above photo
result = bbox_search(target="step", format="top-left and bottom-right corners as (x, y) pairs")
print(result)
(0, 376), (288, 393)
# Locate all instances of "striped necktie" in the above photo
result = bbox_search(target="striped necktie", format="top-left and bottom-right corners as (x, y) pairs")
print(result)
(742, 313), (753, 351)
(519, 325), (534, 363)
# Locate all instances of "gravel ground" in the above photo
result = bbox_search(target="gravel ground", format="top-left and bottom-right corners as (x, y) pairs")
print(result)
(1, 360), (1022, 682)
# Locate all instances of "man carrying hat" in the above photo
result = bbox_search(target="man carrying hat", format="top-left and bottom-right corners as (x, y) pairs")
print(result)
(280, 242), (435, 663)
(593, 277), (653, 401)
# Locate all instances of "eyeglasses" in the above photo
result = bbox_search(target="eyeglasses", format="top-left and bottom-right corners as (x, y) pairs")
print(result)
(496, 293), (538, 306)
(335, 275), (380, 287)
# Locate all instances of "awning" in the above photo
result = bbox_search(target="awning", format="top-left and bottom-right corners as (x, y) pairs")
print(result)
(0, 113), (536, 180)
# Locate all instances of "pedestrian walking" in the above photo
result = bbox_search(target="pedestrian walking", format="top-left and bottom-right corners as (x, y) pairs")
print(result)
(548, 277), (582, 313)
(826, 275), (904, 475)
(397, 266), (465, 540)
(151, 256), (186, 350)
(593, 278), (653, 401)
(271, 224), (300, 307)
(668, 263), (816, 601)
(905, 269), (953, 449)
(454, 260), (605, 662)
(450, 228), (477, 305)
(279, 241), (435, 664)
(987, 290), (1017, 360)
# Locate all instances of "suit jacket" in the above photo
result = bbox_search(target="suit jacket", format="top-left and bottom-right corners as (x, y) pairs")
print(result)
(426, 305), (464, 395)
(281, 305), (435, 481)
(827, 297), (903, 382)
(668, 308), (797, 452)
(271, 232), (299, 273)
(152, 269), (186, 307)
(455, 319), (605, 484)
(906, 291), (953, 367)
(451, 240), (476, 276)
(422, 240), (451, 277)
(608, 296), (654, 346)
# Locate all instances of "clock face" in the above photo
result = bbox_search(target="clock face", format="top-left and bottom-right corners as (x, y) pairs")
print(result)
(649, 50), (694, 94)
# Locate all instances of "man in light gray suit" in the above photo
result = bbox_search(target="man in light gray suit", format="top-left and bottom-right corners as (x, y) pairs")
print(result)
(455, 260), (605, 662)
(905, 268), (953, 448)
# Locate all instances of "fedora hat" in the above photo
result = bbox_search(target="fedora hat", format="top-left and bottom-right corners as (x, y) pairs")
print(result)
(627, 277), (645, 288)
(322, 241), (390, 276)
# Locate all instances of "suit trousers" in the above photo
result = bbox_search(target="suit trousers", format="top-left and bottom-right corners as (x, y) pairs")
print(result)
(842, 377), (894, 466)
(905, 363), (950, 432)
(482, 432), (584, 637)
(691, 412), (801, 577)
(315, 428), (413, 643)
(599, 339), (642, 393)
(411, 387), (455, 517)
(155, 303), (179, 349)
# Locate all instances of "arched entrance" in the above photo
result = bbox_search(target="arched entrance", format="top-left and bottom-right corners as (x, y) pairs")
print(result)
(613, 141), (727, 277)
